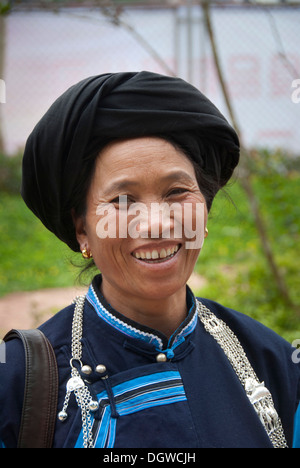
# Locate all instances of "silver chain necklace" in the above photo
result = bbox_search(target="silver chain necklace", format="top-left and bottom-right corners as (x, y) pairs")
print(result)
(58, 295), (96, 448)
(58, 295), (288, 448)
(196, 299), (288, 448)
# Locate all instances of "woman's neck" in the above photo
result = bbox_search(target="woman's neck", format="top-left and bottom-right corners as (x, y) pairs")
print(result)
(100, 277), (188, 339)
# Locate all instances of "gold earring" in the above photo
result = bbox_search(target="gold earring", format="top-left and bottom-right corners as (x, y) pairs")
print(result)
(82, 248), (92, 259)
(205, 228), (209, 238)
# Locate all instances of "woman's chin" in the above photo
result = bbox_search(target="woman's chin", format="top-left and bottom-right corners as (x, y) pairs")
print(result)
(129, 270), (190, 302)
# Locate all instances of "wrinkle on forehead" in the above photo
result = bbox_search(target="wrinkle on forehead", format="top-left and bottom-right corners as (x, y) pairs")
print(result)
(90, 137), (198, 194)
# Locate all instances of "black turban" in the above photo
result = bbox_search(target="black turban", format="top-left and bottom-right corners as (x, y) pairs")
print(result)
(21, 71), (240, 252)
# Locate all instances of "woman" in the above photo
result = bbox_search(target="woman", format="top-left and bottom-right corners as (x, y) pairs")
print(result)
(0, 71), (299, 448)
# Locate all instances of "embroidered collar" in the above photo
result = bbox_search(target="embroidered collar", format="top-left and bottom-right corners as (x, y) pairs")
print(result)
(86, 275), (198, 353)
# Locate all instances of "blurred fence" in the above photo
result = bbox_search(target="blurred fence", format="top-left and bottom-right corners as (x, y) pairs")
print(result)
(0, 0), (300, 155)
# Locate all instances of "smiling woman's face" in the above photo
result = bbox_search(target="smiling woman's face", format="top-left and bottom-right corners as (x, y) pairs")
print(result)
(75, 137), (207, 303)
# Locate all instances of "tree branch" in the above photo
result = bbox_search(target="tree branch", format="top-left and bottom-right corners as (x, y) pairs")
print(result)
(201, 0), (299, 313)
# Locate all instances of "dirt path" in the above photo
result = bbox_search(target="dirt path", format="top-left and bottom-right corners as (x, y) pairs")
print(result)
(0, 285), (88, 337)
(0, 272), (206, 338)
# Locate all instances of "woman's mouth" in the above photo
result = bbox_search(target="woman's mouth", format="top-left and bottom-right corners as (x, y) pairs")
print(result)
(132, 244), (181, 264)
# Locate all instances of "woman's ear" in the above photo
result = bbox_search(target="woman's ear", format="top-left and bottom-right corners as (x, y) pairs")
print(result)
(71, 208), (89, 252)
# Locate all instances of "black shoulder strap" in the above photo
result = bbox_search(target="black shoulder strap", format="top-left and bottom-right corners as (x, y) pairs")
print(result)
(3, 329), (59, 448)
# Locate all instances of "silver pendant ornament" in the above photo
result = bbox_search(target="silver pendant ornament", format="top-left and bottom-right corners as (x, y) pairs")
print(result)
(57, 296), (99, 448)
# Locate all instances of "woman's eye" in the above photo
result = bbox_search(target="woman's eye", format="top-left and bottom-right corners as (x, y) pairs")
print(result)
(110, 196), (122, 204)
(110, 195), (134, 206)
(167, 188), (188, 197)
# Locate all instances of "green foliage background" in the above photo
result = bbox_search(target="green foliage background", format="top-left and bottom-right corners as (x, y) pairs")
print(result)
(0, 151), (299, 342)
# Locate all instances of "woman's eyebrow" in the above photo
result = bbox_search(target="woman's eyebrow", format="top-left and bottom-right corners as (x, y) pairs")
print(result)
(161, 171), (195, 184)
(103, 180), (140, 196)
(103, 171), (195, 196)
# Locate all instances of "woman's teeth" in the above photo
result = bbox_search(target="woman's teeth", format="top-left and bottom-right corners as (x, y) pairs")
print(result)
(133, 244), (180, 261)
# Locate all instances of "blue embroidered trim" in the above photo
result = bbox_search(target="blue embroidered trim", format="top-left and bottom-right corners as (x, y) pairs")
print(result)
(75, 371), (187, 448)
(166, 294), (197, 350)
(86, 285), (164, 349)
(293, 402), (300, 447)
(86, 284), (198, 354)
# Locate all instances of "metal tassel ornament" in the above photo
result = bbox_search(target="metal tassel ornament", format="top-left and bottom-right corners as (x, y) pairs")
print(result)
(57, 295), (98, 448)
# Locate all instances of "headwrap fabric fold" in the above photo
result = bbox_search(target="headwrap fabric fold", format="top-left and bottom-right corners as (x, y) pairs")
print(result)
(21, 71), (240, 251)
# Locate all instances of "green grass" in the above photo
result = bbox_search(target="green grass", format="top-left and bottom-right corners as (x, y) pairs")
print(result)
(196, 172), (300, 342)
(0, 169), (299, 342)
(0, 193), (80, 294)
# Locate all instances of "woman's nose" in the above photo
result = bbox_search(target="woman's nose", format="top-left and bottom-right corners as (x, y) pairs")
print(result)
(128, 202), (178, 240)
(147, 203), (174, 239)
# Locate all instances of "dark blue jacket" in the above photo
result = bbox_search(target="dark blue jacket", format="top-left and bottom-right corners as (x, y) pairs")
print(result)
(1, 276), (299, 448)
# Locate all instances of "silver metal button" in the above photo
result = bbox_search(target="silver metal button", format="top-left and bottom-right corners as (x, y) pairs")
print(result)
(81, 365), (92, 375)
(95, 364), (107, 374)
(89, 400), (99, 412)
(156, 353), (167, 362)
